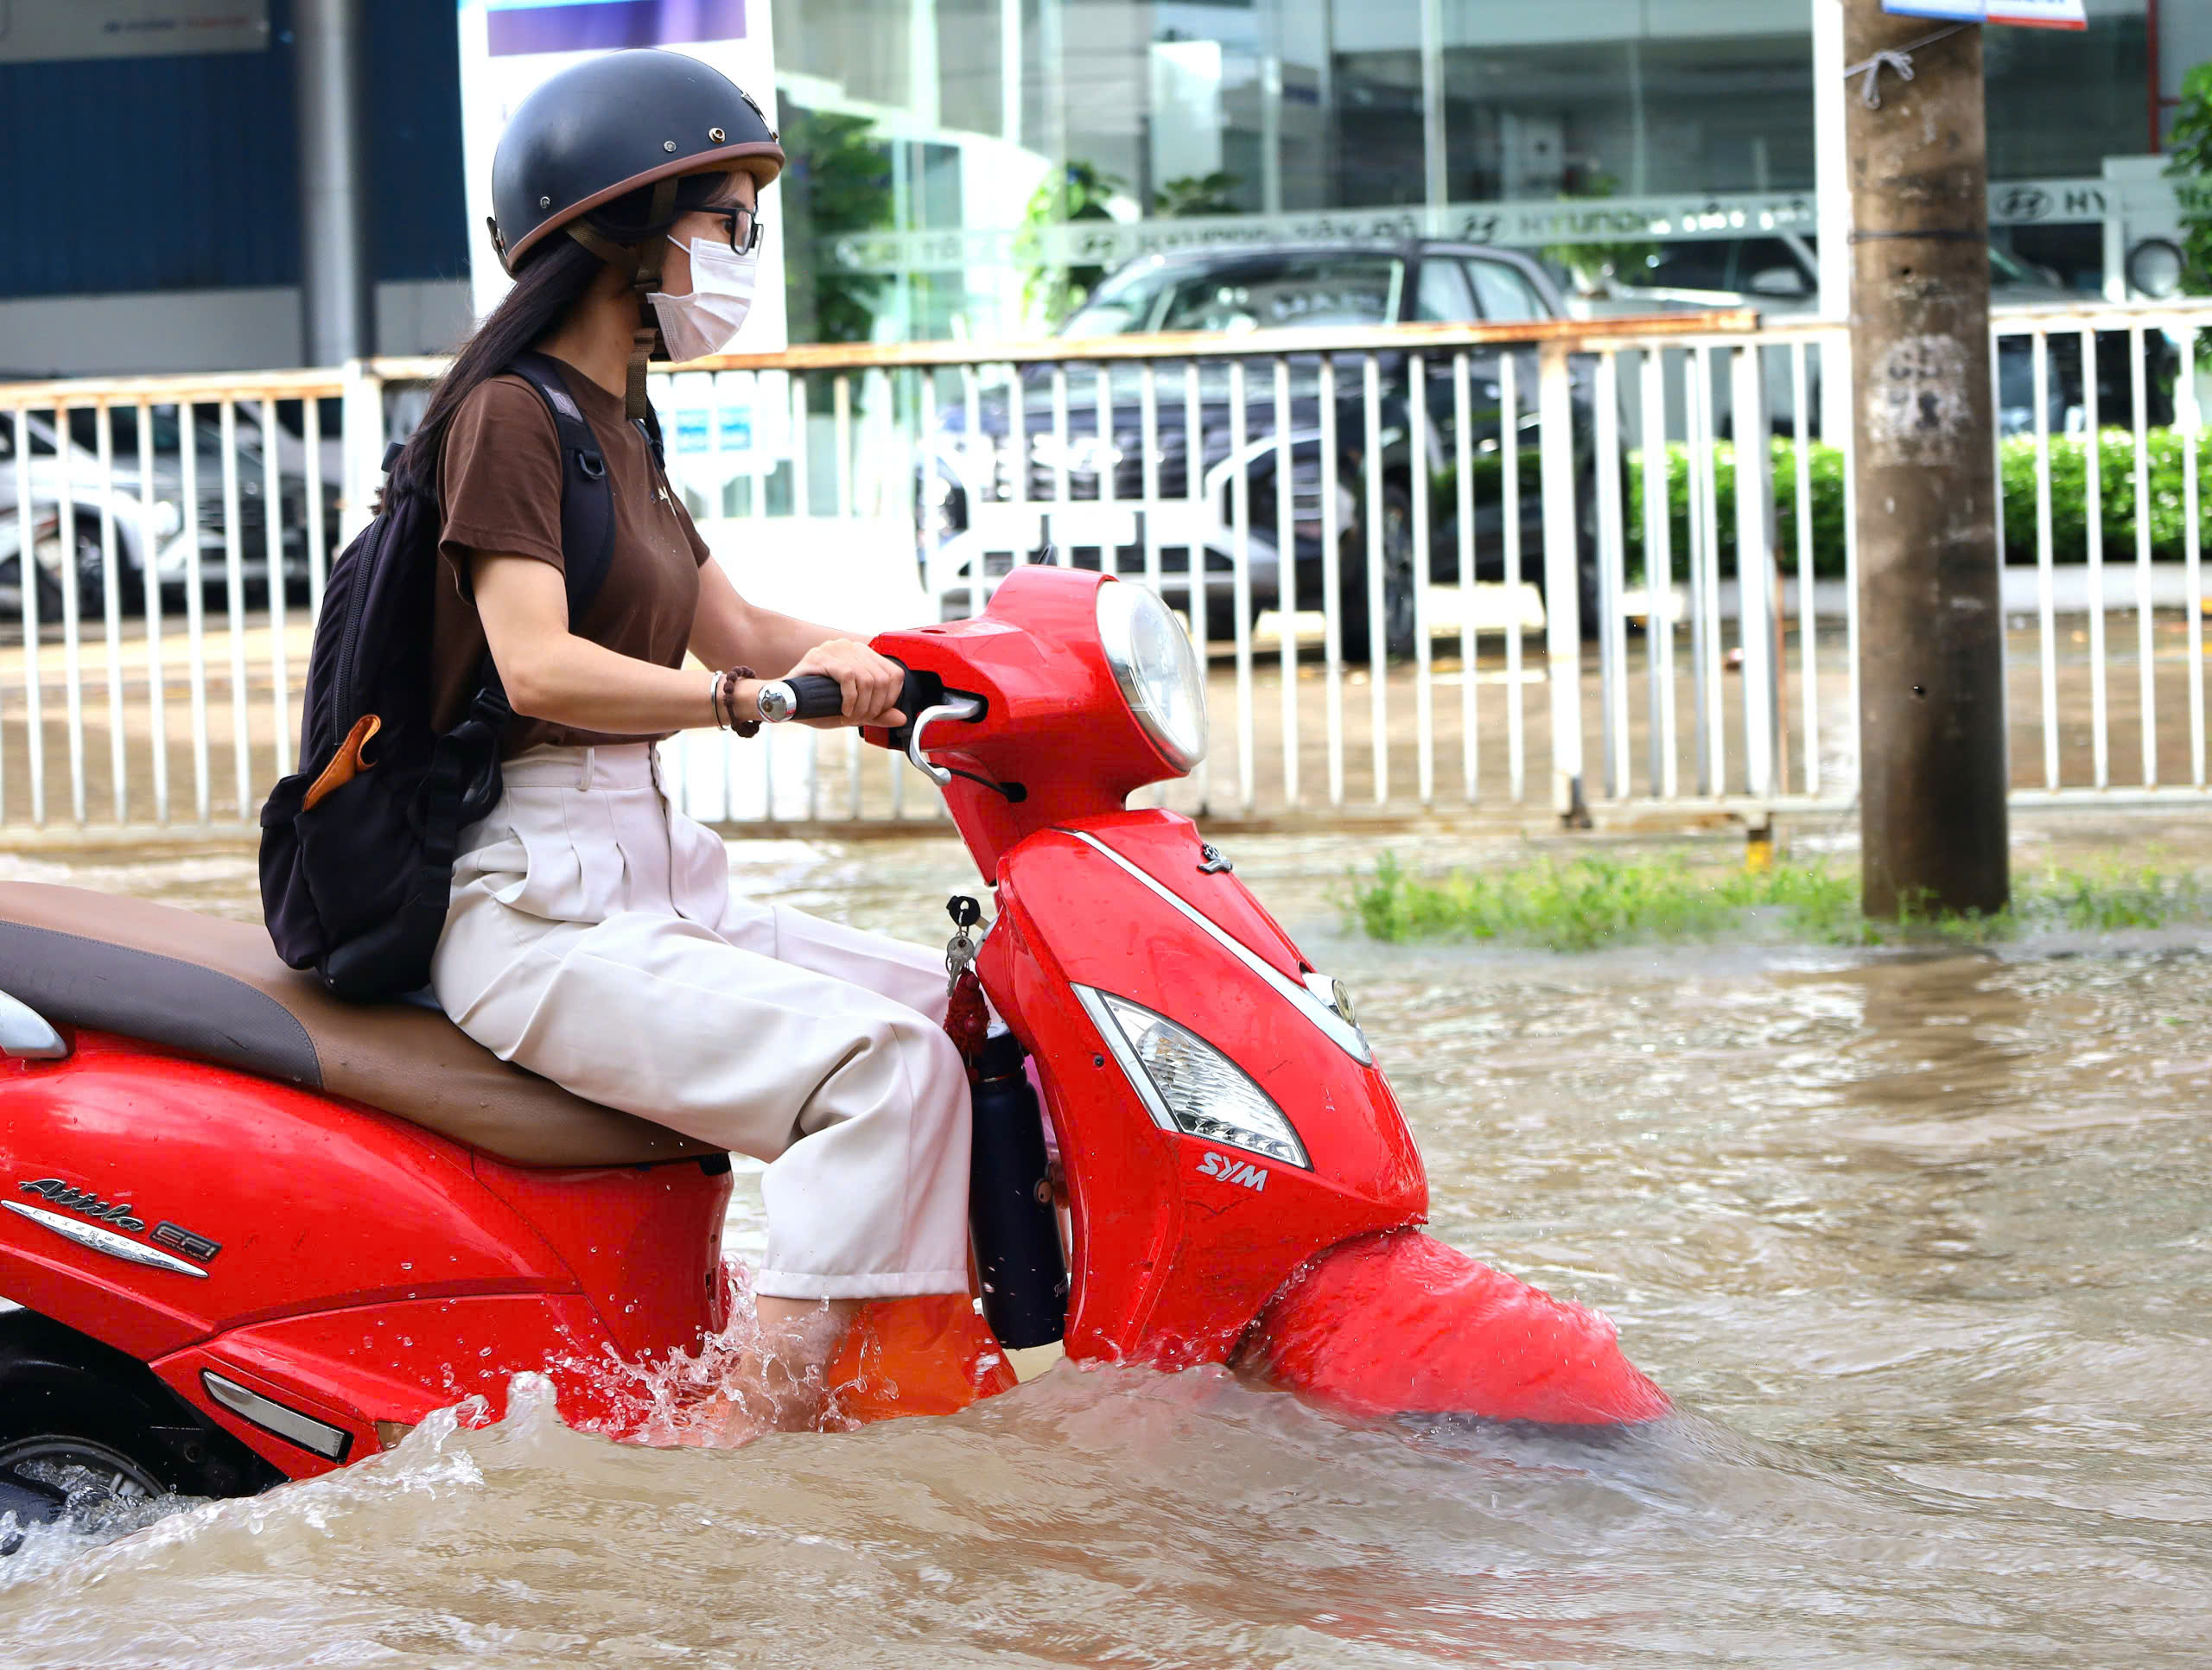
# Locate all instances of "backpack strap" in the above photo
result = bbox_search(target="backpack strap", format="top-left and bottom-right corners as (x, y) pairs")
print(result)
(506, 351), (620, 629)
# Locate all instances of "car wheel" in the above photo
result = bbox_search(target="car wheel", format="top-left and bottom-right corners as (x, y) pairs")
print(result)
(35, 522), (139, 619)
(1339, 482), (1417, 663)
(1576, 470), (1604, 643)
(0, 556), (63, 624)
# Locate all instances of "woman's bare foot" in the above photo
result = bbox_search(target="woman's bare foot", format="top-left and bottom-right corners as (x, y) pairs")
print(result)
(670, 1296), (857, 1445)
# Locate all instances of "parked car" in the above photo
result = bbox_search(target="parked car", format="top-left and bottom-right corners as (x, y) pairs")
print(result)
(1586, 231), (2174, 436)
(0, 407), (337, 620)
(915, 240), (1604, 656)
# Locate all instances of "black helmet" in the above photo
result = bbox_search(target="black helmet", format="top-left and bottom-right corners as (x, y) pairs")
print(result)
(488, 48), (785, 275)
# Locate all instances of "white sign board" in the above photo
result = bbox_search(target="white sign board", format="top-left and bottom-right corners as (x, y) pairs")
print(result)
(0, 0), (270, 62)
(655, 367), (793, 490)
(455, 0), (787, 351)
(829, 176), (2160, 276)
(1881, 0), (2088, 28)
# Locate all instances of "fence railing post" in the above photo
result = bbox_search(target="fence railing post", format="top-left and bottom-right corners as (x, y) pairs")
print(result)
(1732, 343), (1780, 800)
(1538, 339), (1586, 822)
(340, 358), (384, 545)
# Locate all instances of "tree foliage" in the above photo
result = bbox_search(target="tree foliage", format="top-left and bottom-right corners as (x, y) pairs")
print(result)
(1154, 173), (1242, 218)
(1018, 162), (1126, 327)
(2169, 61), (2212, 296)
(780, 106), (892, 345)
(1538, 175), (1658, 292)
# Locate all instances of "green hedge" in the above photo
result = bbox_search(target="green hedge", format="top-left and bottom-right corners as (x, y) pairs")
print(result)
(1626, 429), (2212, 581)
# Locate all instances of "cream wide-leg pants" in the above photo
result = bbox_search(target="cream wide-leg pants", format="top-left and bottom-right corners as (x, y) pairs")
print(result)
(429, 742), (972, 1301)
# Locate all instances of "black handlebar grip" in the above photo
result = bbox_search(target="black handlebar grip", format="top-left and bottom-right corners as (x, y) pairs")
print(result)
(781, 674), (847, 721)
(760, 659), (934, 727)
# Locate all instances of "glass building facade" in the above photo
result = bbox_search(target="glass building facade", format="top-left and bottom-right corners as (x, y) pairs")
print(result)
(768, 0), (2178, 343)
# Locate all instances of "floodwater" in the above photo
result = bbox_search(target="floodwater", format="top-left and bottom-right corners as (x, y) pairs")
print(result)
(4, 823), (2212, 1667)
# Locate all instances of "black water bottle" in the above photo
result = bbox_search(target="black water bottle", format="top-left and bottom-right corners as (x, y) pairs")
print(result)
(968, 1027), (1068, 1349)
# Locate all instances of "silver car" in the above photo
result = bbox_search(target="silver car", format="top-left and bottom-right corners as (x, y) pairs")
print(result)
(0, 409), (334, 618)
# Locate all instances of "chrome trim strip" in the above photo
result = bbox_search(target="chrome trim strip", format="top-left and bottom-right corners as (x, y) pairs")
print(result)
(200, 1371), (351, 1462)
(3, 1201), (207, 1278)
(0, 988), (67, 1060)
(1061, 830), (1374, 1065)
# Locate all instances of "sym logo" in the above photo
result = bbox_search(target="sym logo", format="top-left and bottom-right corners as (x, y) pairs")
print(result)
(1196, 1152), (1268, 1191)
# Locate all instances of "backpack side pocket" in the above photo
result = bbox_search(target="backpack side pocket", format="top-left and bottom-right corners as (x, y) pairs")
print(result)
(257, 773), (321, 972)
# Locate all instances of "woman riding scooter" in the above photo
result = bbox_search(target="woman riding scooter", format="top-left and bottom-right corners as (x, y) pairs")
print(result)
(386, 50), (969, 1436)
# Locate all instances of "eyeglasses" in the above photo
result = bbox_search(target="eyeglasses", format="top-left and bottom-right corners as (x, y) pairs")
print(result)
(695, 204), (764, 257)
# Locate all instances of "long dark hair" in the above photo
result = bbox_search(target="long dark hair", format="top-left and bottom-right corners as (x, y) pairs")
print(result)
(386, 171), (730, 497)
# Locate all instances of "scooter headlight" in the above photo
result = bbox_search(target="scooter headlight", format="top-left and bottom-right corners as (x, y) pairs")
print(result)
(1096, 580), (1206, 773)
(1075, 987), (1309, 1168)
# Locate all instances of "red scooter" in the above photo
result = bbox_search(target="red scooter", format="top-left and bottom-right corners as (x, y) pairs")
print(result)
(0, 566), (1664, 1540)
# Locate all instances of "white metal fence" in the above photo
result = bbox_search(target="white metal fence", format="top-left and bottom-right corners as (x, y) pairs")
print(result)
(3, 302), (2207, 836)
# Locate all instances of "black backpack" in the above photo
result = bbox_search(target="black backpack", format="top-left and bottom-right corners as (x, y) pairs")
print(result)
(259, 352), (656, 1001)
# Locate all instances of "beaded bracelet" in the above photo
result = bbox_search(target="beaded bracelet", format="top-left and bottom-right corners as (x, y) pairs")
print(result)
(720, 666), (760, 738)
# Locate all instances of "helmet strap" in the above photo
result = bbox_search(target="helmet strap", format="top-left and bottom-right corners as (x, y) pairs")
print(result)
(625, 178), (680, 422)
(562, 175), (682, 422)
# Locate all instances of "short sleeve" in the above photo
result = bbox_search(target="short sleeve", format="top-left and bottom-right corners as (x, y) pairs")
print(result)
(679, 500), (712, 569)
(438, 376), (567, 586)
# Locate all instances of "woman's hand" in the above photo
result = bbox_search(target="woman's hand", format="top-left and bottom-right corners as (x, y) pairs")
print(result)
(783, 638), (906, 728)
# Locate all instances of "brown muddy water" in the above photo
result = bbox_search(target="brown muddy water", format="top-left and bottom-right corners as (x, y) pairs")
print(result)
(3, 821), (2211, 1667)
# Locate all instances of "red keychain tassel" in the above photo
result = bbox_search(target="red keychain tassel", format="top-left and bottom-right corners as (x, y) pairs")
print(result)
(944, 966), (991, 1079)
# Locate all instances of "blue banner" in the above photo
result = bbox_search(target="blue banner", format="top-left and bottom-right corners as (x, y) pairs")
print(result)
(486, 0), (747, 58)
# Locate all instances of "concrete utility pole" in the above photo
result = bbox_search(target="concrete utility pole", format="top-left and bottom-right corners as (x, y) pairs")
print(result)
(295, 0), (375, 366)
(1845, 3), (2009, 918)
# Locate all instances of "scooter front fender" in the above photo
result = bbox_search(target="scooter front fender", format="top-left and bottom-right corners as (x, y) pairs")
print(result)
(1245, 1229), (1672, 1427)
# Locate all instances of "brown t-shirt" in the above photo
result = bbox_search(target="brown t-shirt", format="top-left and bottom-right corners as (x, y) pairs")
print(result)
(431, 359), (710, 756)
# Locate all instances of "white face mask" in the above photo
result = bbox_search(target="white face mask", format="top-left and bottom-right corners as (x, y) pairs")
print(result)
(647, 234), (758, 362)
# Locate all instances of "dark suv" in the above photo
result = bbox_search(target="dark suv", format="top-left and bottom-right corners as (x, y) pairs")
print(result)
(915, 241), (1600, 656)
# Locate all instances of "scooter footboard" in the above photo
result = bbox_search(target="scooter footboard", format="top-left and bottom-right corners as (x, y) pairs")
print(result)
(1245, 1229), (1671, 1427)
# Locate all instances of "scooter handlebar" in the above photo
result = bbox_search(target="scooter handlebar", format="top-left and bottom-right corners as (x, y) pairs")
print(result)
(755, 662), (938, 727)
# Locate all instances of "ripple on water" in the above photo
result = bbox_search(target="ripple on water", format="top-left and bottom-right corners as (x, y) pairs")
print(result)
(4, 1365), (2208, 1668)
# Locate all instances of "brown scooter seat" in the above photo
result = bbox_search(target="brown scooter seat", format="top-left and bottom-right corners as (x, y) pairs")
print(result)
(0, 882), (718, 1169)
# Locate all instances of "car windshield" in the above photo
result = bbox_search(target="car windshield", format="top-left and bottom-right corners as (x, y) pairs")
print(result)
(1065, 254), (1404, 337)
